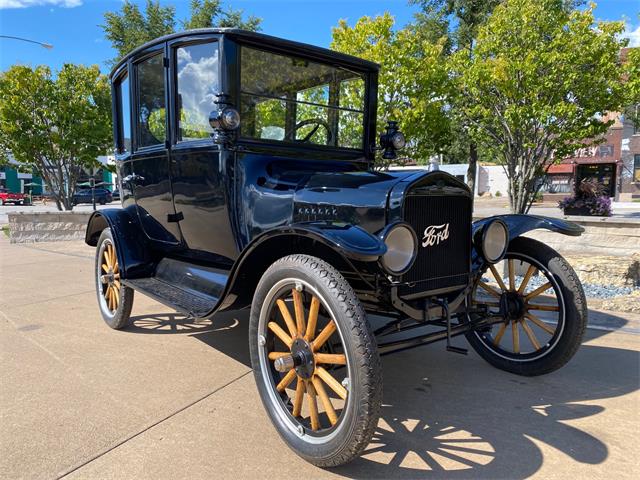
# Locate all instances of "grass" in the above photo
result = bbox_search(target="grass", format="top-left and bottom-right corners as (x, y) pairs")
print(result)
(1, 225), (9, 238)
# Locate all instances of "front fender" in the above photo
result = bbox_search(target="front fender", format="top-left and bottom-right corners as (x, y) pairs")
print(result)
(471, 214), (584, 271)
(255, 222), (387, 262)
(472, 214), (584, 239)
(85, 208), (154, 279)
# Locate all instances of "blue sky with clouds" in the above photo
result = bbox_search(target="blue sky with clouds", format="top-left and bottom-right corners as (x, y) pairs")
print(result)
(0, 0), (638, 74)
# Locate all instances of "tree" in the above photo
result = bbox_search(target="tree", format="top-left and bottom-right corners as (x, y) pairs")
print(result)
(331, 13), (451, 169)
(413, 0), (501, 191)
(451, 0), (628, 213)
(0, 64), (112, 211)
(102, 0), (261, 66)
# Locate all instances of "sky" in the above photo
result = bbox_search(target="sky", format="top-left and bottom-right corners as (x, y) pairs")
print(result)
(0, 0), (639, 74)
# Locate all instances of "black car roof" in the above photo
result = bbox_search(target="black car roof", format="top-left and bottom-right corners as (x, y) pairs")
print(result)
(109, 28), (380, 79)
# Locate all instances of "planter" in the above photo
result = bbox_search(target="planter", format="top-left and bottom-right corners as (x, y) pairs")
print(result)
(563, 206), (591, 216)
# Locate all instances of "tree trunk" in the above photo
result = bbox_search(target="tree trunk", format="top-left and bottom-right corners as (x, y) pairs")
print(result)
(466, 142), (478, 198)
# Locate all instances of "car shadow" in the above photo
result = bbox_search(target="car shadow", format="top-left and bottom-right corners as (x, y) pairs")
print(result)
(127, 307), (637, 478)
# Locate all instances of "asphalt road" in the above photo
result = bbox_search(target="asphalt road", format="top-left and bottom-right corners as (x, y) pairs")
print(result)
(1, 237), (639, 479)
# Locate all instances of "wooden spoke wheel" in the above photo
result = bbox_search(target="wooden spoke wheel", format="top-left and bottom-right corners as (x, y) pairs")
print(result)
(250, 255), (382, 467)
(466, 237), (587, 376)
(95, 228), (134, 330)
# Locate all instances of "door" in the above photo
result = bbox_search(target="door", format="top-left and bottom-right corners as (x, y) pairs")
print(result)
(167, 37), (238, 265)
(576, 163), (616, 197)
(131, 48), (182, 244)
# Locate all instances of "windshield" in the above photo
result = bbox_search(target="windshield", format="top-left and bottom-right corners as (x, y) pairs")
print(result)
(239, 46), (366, 150)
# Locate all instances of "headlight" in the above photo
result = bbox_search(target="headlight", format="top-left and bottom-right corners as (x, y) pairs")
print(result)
(476, 219), (508, 263)
(391, 131), (406, 150)
(209, 107), (240, 131)
(380, 223), (417, 275)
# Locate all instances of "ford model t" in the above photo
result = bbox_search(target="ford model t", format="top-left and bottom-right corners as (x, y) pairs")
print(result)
(86, 29), (587, 467)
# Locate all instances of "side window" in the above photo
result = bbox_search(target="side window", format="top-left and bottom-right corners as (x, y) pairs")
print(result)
(175, 41), (219, 141)
(136, 54), (166, 148)
(116, 73), (131, 153)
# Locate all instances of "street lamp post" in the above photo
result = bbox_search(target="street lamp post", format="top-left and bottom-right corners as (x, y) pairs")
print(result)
(0, 35), (53, 49)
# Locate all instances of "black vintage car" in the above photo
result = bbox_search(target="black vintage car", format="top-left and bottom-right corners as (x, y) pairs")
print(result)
(85, 29), (587, 467)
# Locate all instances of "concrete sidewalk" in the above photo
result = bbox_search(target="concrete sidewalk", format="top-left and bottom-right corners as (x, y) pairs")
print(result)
(1, 237), (639, 479)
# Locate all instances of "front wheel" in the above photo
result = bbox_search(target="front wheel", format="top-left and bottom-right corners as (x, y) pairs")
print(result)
(249, 254), (382, 467)
(466, 237), (587, 376)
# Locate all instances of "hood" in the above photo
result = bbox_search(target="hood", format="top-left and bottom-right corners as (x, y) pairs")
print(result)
(293, 169), (419, 234)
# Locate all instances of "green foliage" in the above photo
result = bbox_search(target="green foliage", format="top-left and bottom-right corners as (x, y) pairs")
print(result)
(182, 0), (261, 31)
(102, 0), (261, 65)
(331, 13), (451, 168)
(0, 64), (111, 211)
(451, 0), (628, 213)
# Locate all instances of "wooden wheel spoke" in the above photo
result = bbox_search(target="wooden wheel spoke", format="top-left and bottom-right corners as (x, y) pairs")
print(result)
(276, 299), (297, 337)
(101, 263), (109, 273)
(305, 296), (320, 341)
(113, 273), (120, 279)
(113, 279), (121, 290)
(312, 320), (336, 351)
(526, 303), (559, 312)
(508, 259), (515, 291)
(268, 321), (293, 348)
(316, 366), (347, 400)
(268, 351), (290, 361)
(493, 323), (507, 347)
(113, 262), (119, 274)
(106, 245), (114, 268)
(512, 321), (520, 354)
(489, 264), (508, 292)
(478, 280), (501, 299)
(312, 376), (338, 425)
(524, 282), (552, 301)
(106, 286), (114, 310)
(525, 313), (556, 335)
(518, 265), (537, 294)
(292, 379), (305, 417)
(113, 287), (120, 307)
(276, 369), (297, 392)
(292, 289), (306, 336)
(315, 353), (347, 365)
(306, 381), (320, 431)
(473, 300), (500, 307)
(521, 319), (541, 350)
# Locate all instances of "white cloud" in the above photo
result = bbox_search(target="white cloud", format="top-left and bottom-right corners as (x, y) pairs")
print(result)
(623, 23), (640, 48)
(0, 0), (82, 9)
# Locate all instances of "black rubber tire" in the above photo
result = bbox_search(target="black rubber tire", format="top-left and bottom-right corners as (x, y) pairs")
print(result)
(99, 198), (106, 205)
(95, 228), (134, 330)
(249, 254), (382, 467)
(465, 237), (587, 376)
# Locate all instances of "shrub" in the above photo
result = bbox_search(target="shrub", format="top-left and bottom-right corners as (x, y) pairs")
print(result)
(558, 194), (612, 216)
(495, 190), (502, 197)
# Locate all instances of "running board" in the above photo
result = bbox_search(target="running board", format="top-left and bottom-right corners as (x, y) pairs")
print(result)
(124, 258), (228, 318)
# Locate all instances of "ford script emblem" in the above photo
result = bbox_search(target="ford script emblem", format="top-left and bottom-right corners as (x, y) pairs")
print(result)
(422, 223), (450, 247)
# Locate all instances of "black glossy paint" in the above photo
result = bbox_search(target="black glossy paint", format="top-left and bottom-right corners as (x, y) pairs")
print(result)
(89, 28), (584, 320)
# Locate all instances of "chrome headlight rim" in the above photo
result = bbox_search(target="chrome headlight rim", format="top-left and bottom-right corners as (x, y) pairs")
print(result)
(476, 219), (509, 264)
(379, 222), (418, 276)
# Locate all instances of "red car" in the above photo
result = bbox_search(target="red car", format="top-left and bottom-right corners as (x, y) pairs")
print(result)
(0, 188), (26, 205)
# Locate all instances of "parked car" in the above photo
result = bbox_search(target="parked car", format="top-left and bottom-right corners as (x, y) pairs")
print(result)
(85, 29), (587, 467)
(111, 189), (120, 202)
(72, 188), (112, 205)
(0, 188), (26, 205)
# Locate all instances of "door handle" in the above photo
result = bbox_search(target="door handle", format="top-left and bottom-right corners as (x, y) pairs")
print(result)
(122, 174), (145, 185)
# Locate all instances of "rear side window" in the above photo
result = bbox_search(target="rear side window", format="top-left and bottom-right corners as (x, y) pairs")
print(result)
(136, 54), (166, 148)
(115, 73), (131, 153)
(175, 41), (219, 142)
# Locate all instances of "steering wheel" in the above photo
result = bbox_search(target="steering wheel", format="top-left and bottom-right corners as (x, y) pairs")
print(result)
(288, 118), (333, 144)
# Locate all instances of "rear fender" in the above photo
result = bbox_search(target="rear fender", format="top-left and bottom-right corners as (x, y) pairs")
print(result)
(85, 208), (154, 279)
(471, 214), (584, 271)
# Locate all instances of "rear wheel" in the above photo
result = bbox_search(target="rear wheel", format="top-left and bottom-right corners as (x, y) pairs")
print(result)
(249, 254), (382, 467)
(95, 228), (134, 329)
(466, 237), (587, 376)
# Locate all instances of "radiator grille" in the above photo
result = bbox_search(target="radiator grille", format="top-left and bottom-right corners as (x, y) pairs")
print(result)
(400, 194), (471, 296)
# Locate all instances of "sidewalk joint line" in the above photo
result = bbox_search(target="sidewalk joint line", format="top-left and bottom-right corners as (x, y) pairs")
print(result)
(57, 370), (252, 479)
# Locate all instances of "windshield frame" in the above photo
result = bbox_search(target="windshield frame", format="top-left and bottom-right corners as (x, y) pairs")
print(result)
(228, 37), (378, 160)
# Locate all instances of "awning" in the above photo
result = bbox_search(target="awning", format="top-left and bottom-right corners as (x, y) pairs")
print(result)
(547, 164), (574, 174)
